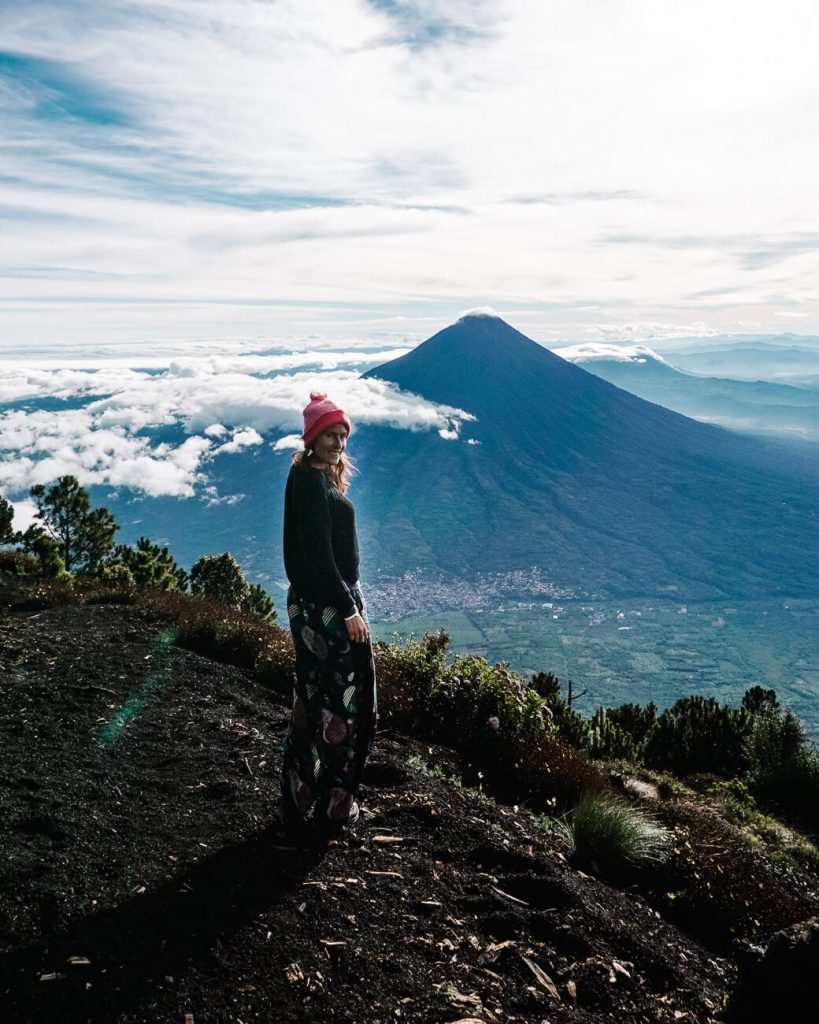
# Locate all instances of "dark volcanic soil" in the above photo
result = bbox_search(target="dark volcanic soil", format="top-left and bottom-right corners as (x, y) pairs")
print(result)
(0, 597), (738, 1023)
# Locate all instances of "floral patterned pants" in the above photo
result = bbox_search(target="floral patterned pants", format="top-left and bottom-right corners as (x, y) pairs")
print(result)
(281, 585), (377, 824)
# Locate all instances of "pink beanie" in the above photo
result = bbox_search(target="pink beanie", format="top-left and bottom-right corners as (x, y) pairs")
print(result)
(302, 392), (352, 447)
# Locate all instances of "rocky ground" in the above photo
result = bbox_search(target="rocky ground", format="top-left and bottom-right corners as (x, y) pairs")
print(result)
(0, 592), (814, 1023)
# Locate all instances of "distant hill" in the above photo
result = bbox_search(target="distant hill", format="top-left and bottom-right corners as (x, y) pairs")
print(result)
(553, 344), (819, 441)
(654, 340), (819, 384)
(356, 313), (819, 598)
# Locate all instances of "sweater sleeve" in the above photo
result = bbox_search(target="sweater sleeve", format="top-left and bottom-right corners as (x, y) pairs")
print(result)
(291, 470), (357, 618)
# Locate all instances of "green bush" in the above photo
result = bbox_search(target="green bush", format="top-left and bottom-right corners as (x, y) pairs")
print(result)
(190, 552), (276, 622)
(111, 537), (188, 591)
(373, 630), (451, 734)
(605, 701), (658, 747)
(373, 632), (604, 811)
(19, 529), (70, 580)
(530, 671), (590, 747)
(0, 549), (40, 576)
(587, 708), (639, 760)
(427, 655), (549, 749)
(78, 565), (139, 605)
(140, 589), (291, 680)
(11, 578), (74, 610)
(748, 747), (819, 831)
(242, 582), (276, 621)
(708, 777), (758, 823)
(375, 633), (548, 749)
(643, 696), (750, 776)
(556, 790), (671, 870)
(745, 703), (805, 776)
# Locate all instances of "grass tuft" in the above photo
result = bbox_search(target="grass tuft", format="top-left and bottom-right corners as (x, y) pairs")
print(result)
(557, 790), (672, 869)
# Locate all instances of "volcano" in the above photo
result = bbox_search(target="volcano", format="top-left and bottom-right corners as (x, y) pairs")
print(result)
(354, 312), (819, 598)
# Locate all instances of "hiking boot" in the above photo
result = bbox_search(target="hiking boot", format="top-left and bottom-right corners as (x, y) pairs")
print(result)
(313, 793), (360, 839)
(326, 787), (359, 824)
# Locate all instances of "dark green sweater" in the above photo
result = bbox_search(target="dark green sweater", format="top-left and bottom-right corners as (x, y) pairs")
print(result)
(283, 464), (360, 618)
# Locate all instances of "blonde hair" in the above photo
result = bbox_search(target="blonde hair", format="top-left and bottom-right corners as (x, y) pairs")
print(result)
(291, 447), (356, 493)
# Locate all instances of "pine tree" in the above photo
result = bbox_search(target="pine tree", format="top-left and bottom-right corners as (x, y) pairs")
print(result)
(29, 476), (117, 574)
(0, 496), (14, 545)
(112, 537), (188, 590)
(190, 552), (247, 606)
(19, 527), (69, 578)
(190, 552), (276, 620)
(242, 582), (276, 621)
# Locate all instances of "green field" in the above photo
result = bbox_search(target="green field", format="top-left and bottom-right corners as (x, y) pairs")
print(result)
(372, 597), (819, 739)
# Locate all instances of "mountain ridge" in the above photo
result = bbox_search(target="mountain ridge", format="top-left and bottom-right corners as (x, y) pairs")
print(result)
(355, 313), (819, 597)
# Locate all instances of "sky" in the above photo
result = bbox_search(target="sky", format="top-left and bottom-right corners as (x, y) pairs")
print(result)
(2, 0), (819, 354)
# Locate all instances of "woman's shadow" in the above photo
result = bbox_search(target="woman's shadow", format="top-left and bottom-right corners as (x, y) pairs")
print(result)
(0, 827), (324, 1022)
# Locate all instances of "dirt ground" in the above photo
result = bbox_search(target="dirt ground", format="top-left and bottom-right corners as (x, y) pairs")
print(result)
(0, 596), (771, 1023)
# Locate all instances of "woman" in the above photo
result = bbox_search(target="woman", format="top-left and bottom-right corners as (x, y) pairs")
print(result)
(281, 392), (376, 837)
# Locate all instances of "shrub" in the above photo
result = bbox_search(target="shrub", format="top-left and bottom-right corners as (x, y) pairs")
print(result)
(374, 632), (604, 811)
(426, 654), (549, 750)
(643, 695), (750, 776)
(556, 791), (671, 870)
(254, 632), (296, 694)
(77, 564), (138, 605)
(587, 708), (639, 761)
(190, 552), (248, 606)
(663, 805), (813, 943)
(19, 530), (70, 579)
(747, 747), (819, 831)
(375, 635), (549, 751)
(605, 701), (658, 747)
(137, 589), (291, 684)
(708, 777), (758, 823)
(373, 630), (450, 734)
(111, 537), (188, 591)
(242, 582), (276, 621)
(189, 552), (276, 622)
(11, 578), (74, 610)
(504, 730), (606, 811)
(530, 671), (590, 747)
(0, 550), (40, 576)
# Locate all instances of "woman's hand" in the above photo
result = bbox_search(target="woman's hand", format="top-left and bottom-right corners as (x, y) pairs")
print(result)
(345, 611), (369, 643)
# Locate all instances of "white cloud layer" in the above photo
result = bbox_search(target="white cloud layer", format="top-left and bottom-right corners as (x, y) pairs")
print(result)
(1, 0), (818, 347)
(553, 343), (670, 365)
(0, 357), (474, 498)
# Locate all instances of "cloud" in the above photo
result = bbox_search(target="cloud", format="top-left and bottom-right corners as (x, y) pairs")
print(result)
(0, 406), (213, 498)
(0, 357), (475, 498)
(8, 498), (38, 533)
(553, 343), (669, 365)
(272, 434), (303, 451)
(212, 428), (264, 456)
(581, 322), (724, 343)
(2, 0), (819, 346)
(458, 306), (500, 320)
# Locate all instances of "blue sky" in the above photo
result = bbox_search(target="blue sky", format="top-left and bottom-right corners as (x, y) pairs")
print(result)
(2, 0), (819, 351)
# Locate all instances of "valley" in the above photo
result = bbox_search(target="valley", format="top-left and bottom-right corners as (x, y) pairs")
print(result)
(370, 592), (819, 740)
